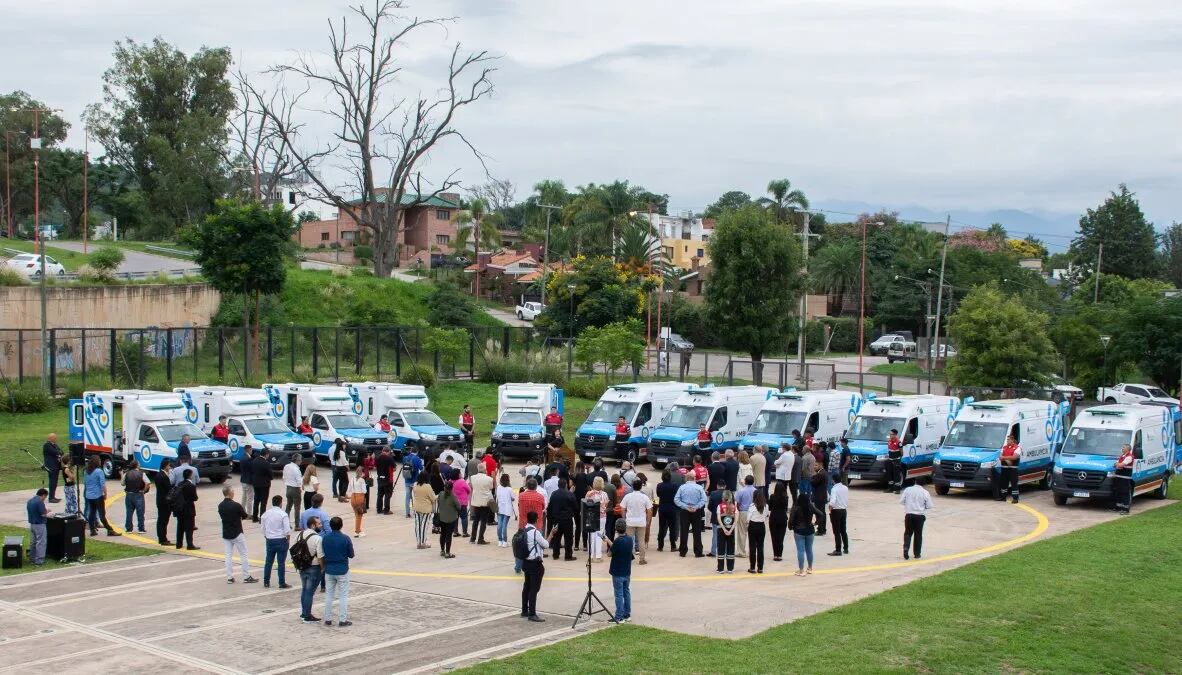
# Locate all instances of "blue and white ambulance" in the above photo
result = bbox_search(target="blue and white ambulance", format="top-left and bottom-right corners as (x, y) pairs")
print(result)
(68, 389), (231, 481)
(575, 381), (690, 463)
(740, 389), (864, 454)
(846, 394), (960, 484)
(490, 383), (564, 460)
(1050, 403), (1178, 506)
(174, 386), (314, 471)
(932, 398), (1069, 495)
(647, 385), (776, 468)
(262, 383), (389, 464)
(345, 381), (465, 461)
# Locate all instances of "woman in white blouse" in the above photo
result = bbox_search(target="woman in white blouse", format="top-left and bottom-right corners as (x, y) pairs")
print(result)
(746, 489), (769, 573)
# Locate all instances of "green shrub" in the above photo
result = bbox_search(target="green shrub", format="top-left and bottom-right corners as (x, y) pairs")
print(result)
(89, 245), (125, 273)
(353, 245), (373, 263)
(565, 377), (607, 401)
(476, 346), (568, 386)
(4, 384), (55, 413)
(0, 267), (27, 286)
(399, 364), (436, 388)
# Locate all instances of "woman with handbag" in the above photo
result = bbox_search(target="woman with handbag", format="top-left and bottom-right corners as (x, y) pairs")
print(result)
(347, 465), (368, 538)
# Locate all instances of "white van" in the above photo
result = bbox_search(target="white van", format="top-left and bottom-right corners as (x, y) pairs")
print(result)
(1050, 403), (1178, 506)
(647, 385), (776, 468)
(740, 389), (864, 454)
(490, 383), (564, 460)
(344, 381), (465, 460)
(263, 383), (389, 464)
(575, 382), (690, 463)
(846, 394), (960, 484)
(933, 398), (1070, 495)
(175, 386), (315, 470)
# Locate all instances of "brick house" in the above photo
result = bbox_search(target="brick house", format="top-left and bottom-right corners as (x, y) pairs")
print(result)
(293, 191), (461, 264)
(464, 252), (539, 301)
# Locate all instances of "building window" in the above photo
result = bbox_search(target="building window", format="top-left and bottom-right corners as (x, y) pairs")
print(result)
(697, 249), (704, 258)
(436, 234), (450, 245)
(288, 191), (297, 205)
(341, 231), (356, 242)
(435, 209), (450, 220)
(663, 246), (674, 259)
(320, 232), (330, 242)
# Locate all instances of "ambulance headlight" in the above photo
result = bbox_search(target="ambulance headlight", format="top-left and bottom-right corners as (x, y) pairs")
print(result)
(1106, 471), (1115, 478)
(979, 461), (995, 469)
(680, 439), (694, 447)
(932, 458), (941, 465)
(491, 431), (503, 440)
(420, 433), (437, 442)
(265, 443), (283, 451)
(1053, 466), (1063, 475)
(529, 432), (542, 440)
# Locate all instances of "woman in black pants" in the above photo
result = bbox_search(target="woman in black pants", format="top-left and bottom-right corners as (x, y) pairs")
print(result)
(747, 489), (768, 573)
(437, 482), (460, 558)
(154, 459), (174, 545)
(768, 480), (789, 562)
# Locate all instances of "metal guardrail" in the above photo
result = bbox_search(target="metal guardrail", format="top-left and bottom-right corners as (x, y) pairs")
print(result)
(144, 245), (196, 258)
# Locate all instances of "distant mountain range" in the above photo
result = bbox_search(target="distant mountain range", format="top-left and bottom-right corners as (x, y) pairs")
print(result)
(814, 199), (1080, 246)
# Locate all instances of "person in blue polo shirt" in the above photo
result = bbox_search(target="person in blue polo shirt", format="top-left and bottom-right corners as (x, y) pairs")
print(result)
(608, 519), (634, 622)
(26, 488), (50, 565)
(321, 516), (355, 627)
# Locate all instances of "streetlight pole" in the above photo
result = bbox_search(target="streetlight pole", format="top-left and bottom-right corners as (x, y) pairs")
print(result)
(792, 208), (818, 385)
(538, 204), (561, 310)
(567, 283), (577, 339)
(82, 133), (89, 253)
(929, 215), (952, 393)
(4, 131), (16, 239)
(895, 270), (937, 382)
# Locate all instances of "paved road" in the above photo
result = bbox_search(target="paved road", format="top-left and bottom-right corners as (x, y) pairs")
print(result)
(53, 242), (198, 276)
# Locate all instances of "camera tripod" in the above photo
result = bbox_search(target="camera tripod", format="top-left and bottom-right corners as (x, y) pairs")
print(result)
(572, 509), (618, 628)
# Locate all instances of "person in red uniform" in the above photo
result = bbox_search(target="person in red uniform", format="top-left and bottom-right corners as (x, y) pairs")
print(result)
(696, 423), (713, 464)
(544, 406), (563, 436)
(994, 434), (1022, 503)
(614, 416), (631, 462)
(376, 415), (392, 434)
(211, 415), (230, 443)
(459, 405), (475, 453)
(481, 450), (497, 478)
(1114, 443), (1135, 515)
(297, 416), (314, 436)
(885, 429), (904, 494)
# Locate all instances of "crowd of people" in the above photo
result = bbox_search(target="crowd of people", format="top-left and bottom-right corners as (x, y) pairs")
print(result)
(24, 419), (946, 625)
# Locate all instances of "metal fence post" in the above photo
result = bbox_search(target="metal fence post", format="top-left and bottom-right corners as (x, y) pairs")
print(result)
(469, 333), (475, 379)
(375, 328), (381, 378)
(334, 327), (341, 382)
(290, 326), (296, 375)
(433, 350), (440, 376)
(166, 327), (173, 383)
(109, 329), (116, 384)
(312, 328), (319, 378)
(138, 330), (145, 387)
(727, 358), (734, 386)
(566, 340), (573, 381)
(354, 329), (361, 375)
(267, 326), (273, 378)
(218, 327), (225, 380)
(48, 328), (56, 394)
(502, 327), (510, 358)
(242, 326), (249, 383)
(81, 329), (87, 389)
(17, 329), (24, 383)
(394, 328), (402, 377)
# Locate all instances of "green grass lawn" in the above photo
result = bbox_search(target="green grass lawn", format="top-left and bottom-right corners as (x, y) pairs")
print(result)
(465, 498), (1182, 674)
(0, 523), (156, 576)
(0, 407), (65, 492)
(426, 380), (599, 449)
(870, 362), (928, 377)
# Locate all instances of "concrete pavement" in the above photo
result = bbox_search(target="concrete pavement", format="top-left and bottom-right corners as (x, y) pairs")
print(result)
(52, 242), (198, 277)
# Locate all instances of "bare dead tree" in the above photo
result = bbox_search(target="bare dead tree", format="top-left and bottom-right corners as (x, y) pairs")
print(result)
(469, 178), (515, 214)
(246, 0), (495, 277)
(229, 70), (308, 209)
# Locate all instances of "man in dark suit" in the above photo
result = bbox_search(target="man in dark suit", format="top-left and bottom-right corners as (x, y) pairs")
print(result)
(176, 469), (200, 550)
(545, 477), (578, 561)
(707, 452), (726, 492)
(42, 433), (63, 503)
(723, 449), (740, 492)
(251, 448), (273, 521)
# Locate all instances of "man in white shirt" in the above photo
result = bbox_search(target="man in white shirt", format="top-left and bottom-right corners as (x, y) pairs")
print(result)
(297, 515), (326, 623)
(520, 511), (551, 622)
(774, 443), (795, 489)
(899, 479), (933, 560)
(283, 455), (304, 528)
(619, 479), (653, 565)
(469, 466), (495, 545)
(827, 480), (850, 556)
(261, 494), (293, 588)
(439, 449), (466, 479)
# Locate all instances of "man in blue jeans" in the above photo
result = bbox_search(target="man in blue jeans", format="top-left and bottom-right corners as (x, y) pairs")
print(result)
(297, 515), (325, 623)
(401, 449), (423, 517)
(121, 460), (148, 533)
(321, 516), (355, 627)
(608, 519), (633, 623)
(260, 495), (292, 588)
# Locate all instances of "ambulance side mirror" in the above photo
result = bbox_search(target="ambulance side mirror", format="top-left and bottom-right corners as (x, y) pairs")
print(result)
(938, 435), (945, 445)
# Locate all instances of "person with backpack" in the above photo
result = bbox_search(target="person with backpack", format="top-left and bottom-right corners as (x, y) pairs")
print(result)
(401, 448), (423, 518)
(121, 460), (149, 533)
(154, 459), (174, 546)
(436, 482), (461, 558)
(331, 438), (350, 502)
(514, 510), (552, 622)
(293, 514), (325, 623)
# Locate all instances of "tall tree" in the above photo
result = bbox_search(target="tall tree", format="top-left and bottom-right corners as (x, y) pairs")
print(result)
(566, 180), (653, 259)
(702, 190), (752, 219)
(1068, 184), (1159, 282)
(704, 205), (803, 383)
(1160, 222), (1182, 288)
(454, 198), (500, 255)
(85, 39), (234, 236)
(759, 178), (809, 225)
(810, 239), (860, 314)
(946, 284), (1058, 387)
(0, 91), (69, 234)
(248, 0), (494, 277)
(187, 200), (295, 377)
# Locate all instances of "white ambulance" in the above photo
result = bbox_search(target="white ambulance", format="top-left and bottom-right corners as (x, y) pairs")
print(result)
(575, 381), (690, 463)
(344, 381), (466, 460)
(262, 383), (389, 464)
(174, 386), (315, 470)
(740, 389), (864, 454)
(846, 394), (960, 484)
(647, 385), (776, 468)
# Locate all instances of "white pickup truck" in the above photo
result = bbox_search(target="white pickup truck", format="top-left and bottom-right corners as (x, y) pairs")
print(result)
(1095, 383), (1176, 405)
(515, 301), (543, 321)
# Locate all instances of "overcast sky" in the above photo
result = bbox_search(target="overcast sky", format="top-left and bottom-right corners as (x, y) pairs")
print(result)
(3, 0), (1179, 237)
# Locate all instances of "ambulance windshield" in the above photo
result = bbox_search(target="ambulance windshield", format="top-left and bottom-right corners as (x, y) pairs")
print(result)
(944, 422), (1007, 449)
(1060, 427), (1131, 457)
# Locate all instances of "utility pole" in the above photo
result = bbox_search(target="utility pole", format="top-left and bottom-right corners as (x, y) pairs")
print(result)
(27, 108), (52, 390)
(4, 131), (15, 239)
(82, 134), (88, 253)
(795, 210), (818, 385)
(930, 215), (951, 393)
(1093, 242), (1103, 303)
(538, 204), (562, 310)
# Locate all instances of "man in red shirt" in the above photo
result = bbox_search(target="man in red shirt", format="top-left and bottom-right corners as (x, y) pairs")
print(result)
(614, 416), (631, 461)
(481, 449), (497, 477)
(518, 477), (546, 532)
(995, 434), (1022, 503)
(544, 406), (563, 436)
(691, 456), (709, 485)
(376, 415), (392, 434)
(211, 416), (230, 443)
(459, 405), (475, 453)
(696, 423), (712, 464)
(1114, 443), (1135, 515)
(885, 429), (904, 493)
(297, 416), (313, 436)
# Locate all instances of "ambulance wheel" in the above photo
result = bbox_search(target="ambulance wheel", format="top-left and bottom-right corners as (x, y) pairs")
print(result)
(935, 483), (949, 496)
(1053, 492), (1068, 506)
(100, 455), (120, 480)
(1039, 467), (1052, 490)
(210, 474), (228, 484)
(1154, 475), (1170, 499)
(1104, 397), (1116, 404)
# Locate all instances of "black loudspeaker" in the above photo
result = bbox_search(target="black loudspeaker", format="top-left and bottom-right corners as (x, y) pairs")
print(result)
(69, 441), (85, 467)
(2, 536), (22, 569)
(47, 515), (86, 561)
(581, 498), (600, 534)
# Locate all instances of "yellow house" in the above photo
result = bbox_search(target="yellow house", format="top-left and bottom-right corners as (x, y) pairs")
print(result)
(648, 212), (713, 271)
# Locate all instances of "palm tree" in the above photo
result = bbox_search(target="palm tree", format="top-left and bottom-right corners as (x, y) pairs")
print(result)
(759, 178), (809, 225)
(810, 240), (861, 314)
(616, 217), (665, 276)
(454, 198), (500, 297)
